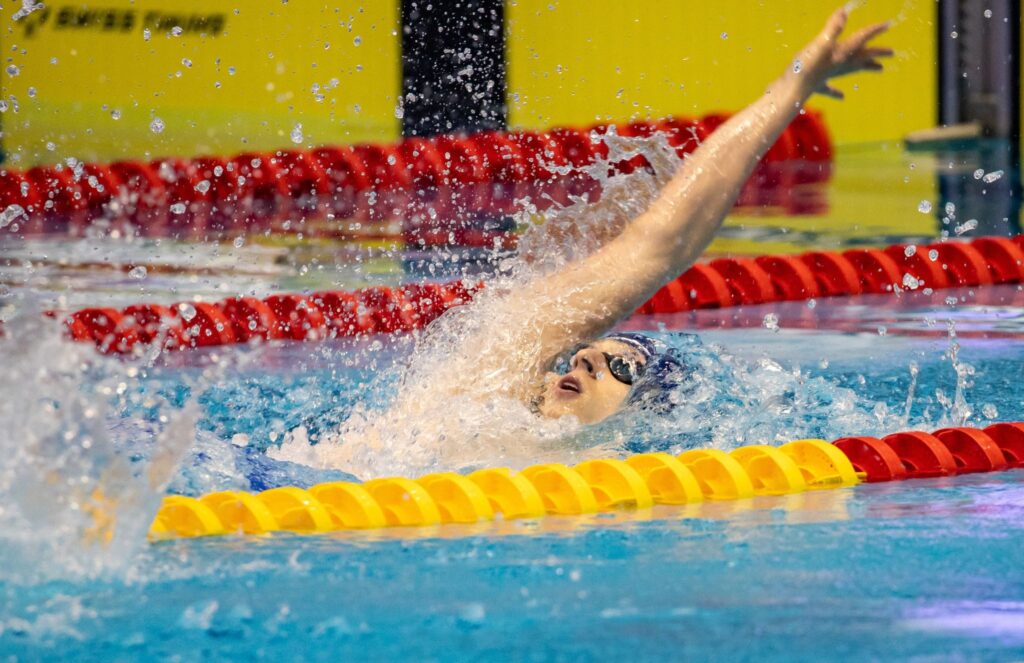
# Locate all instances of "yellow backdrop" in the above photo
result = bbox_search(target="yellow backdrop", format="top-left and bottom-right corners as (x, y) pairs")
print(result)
(506, 0), (937, 144)
(0, 0), (401, 166)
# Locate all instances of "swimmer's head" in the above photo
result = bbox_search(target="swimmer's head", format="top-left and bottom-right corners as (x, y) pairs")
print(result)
(536, 332), (687, 424)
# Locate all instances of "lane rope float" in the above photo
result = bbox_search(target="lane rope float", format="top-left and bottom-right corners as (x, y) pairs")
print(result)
(0, 111), (831, 244)
(149, 422), (1024, 539)
(55, 233), (1024, 354)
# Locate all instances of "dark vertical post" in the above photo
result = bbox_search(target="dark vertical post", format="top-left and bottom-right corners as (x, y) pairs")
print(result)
(936, 0), (1021, 236)
(399, 0), (507, 137)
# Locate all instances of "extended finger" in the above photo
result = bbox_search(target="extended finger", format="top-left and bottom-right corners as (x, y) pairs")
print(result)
(844, 21), (891, 53)
(858, 46), (894, 59)
(821, 6), (849, 41)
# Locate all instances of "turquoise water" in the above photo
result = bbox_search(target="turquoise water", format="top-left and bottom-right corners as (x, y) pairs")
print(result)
(3, 289), (1024, 660)
(2, 142), (1024, 659)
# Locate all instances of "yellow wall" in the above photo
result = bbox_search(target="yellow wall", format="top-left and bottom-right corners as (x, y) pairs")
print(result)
(507, 0), (937, 144)
(0, 0), (401, 166)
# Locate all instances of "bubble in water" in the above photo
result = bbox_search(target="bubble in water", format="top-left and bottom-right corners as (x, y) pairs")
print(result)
(917, 200), (932, 214)
(928, 249), (939, 261)
(171, 26), (183, 36)
(110, 109), (121, 120)
(169, 202), (186, 214)
(195, 180), (211, 193)
(792, 58), (802, 73)
(720, 32), (728, 39)
(353, 35), (362, 46)
(150, 117), (165, 134)
(143, 28), (151, 41)
(178, 303), (197, 321)
(983, 170), (1003, 183)
(762, 313), (779, 332)
(181, 58), (193, 68)
(228, 66), (237, 75)
(944, 201), (956, 217)
(5, 65), (20, 77)
(982, 403), (998, 418)
(973, 168), (985, 179)
(290, 123), (304, 144)
(984, 9), (993, 18)
(27, 86), (36, 98)
(904, 245), (916, 257)
(128, 265), (148, 280)
(394, 103), (404, 119)
(233, 236), (245, 248)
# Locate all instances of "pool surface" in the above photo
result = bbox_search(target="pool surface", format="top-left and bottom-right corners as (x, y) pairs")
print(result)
(2, 141), (1024, 660)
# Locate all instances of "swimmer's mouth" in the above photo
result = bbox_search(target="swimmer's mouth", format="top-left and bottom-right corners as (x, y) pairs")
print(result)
(555, 375), (582, 397)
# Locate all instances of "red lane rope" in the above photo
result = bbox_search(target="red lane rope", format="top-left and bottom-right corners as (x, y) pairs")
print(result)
(54, 233), (1024, 354)
(0, 111), (832, 243)
(835, 422), (1024, 480)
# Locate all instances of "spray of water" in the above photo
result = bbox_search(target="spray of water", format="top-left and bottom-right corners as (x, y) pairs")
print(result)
(0, 308), (195, 583)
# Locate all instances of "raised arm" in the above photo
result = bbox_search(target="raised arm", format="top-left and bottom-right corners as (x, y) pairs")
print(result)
(515, 8), (891, 374)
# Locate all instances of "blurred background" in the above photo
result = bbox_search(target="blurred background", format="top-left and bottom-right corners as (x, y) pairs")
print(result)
(0, 0), (1018, 248)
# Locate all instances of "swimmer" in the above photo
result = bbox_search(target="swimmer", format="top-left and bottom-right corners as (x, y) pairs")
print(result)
(503, 7), (892, 423)
(277, 7), (893, 475)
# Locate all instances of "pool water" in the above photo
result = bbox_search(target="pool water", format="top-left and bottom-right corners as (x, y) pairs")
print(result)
(2, 142), (1024, 659)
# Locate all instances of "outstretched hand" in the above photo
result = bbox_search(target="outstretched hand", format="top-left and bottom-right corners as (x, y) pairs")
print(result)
(794, 6), (893, 100)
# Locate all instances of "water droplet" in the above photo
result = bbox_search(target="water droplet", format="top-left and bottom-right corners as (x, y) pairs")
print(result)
(394, 103), (404, 119)
(984, 9), (993, 18)
(973, 168), (985, 179)
(128, 265), (148, 280)
(877, 326), (887, 336)
(195, 180), (210, 193)
(353, 35), (362, 46)
(178, 303), (197, 321)
(904, 245), (916, 257)
(233, 236), (245, 248)
(917, 200), (932, 213)
(182, 58), (193, 68)
(110, 109), (121, 120)
(5, 65), (20, 77)
(27, 87), (36, 98)
(0, 204), (26, 229)
(720, 32), (728, 39)
(982, 403), (998, 418)
(150, 117), (165, 134)
(143, 28), (151, 41)
(762, 313), (779, 331)
(290, 123), (304, 144)
(954, 219), (978, 235)
(169, 202), (186, 214)
(171, 26), (183, 37)
(928, 249), (939, 261)
(983, 170), (1003, 183)
(902, 273), (921, 289)
(228, 66), (236, 76)
(792, 58), (802, 73)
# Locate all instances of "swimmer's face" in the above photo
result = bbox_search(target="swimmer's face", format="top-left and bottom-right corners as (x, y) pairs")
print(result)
(537, 339), (646, 424)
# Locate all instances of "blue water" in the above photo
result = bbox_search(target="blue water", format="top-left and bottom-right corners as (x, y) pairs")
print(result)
(3, 141), (1024, 659)
(3, 286), (1023, 660)
(3, 472), (1023, 661)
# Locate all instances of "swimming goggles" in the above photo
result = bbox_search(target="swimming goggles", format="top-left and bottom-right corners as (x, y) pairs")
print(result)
(563, 344), (645, 386)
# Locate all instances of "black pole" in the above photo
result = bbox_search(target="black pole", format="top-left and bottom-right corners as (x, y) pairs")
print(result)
(399, 0), (507, 137)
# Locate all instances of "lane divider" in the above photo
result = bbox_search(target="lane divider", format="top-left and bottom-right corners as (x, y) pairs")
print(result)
(149, 422), (1024, 539)
(57, 234), (1024, 354)
(0, 111), (831, 242)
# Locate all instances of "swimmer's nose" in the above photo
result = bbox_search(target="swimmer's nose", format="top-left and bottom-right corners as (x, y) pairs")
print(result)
(575, 348), (604, 380)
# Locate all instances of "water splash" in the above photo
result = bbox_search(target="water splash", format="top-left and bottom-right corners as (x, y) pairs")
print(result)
(0, 310), (195, 582)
